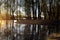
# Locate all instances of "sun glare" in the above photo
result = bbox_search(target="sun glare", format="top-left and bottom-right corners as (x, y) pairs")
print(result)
(0, 20), (6, 28)
(0, 20), (6, 26)
(1, 20), (5, 25)
(0, 20), (2, 24)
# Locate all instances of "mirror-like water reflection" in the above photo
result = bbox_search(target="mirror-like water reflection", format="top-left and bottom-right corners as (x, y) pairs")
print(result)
(0, 0), (60, 40)
(0, 20), (26, 40)
(0, 20), (59, 40)
(0, 20), (38, 40)
(0, 20), (48, 40)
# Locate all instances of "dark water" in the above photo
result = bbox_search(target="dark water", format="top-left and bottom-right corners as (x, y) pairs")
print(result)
(0, 20), (47, 40)
(0, 20), (26, 40)
(0, 20), (59, 40)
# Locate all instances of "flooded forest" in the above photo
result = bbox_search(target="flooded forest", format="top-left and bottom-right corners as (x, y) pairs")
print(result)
(0, 0), (60, 40)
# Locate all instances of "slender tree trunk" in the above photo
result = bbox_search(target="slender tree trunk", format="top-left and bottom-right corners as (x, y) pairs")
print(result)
(25, 0), (31, 19)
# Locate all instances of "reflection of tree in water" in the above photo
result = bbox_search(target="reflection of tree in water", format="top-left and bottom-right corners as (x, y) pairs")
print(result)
(0, 0), (60, 40)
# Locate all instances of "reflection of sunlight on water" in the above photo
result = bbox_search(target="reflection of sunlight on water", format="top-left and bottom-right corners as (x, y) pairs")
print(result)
(0, 20), (12, 32)
(0, 20), (26, 34)
(0, 20), (6, 27)
(0, 20), (6, 32)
